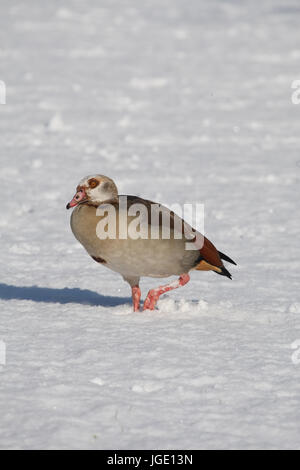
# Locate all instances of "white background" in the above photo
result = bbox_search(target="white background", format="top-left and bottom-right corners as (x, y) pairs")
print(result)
(0, 0), (300, 449)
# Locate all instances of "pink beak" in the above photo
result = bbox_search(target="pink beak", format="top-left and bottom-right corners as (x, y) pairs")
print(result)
(66, 188), (87, 209)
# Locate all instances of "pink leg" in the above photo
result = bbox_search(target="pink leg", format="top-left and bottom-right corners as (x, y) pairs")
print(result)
(132, 285), (141, 312)
(143, 273), (190, 311)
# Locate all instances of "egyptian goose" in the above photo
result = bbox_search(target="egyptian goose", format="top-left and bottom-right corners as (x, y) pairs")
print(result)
(66, 175), (236, 311)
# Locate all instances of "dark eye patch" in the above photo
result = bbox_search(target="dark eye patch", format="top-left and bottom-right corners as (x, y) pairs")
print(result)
(88, 178), (100, 189)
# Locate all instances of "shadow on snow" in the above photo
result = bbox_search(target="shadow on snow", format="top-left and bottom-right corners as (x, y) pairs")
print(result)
(0, 283), (130, 307)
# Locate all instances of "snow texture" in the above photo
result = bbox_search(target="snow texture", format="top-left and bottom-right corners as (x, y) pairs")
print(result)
(0, 0), (300, 450)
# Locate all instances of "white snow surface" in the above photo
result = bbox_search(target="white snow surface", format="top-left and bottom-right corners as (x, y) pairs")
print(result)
(1, 0), (300, 450)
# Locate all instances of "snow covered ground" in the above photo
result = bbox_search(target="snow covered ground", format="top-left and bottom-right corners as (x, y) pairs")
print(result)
(1, 0), (300, 450)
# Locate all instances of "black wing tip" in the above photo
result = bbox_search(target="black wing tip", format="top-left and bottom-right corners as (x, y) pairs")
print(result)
(218, 251), (237, 266)
(221, 266), (232, 279)
(215, 266), (232, 279)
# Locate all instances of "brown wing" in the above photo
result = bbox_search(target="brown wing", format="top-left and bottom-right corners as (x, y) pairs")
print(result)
(124, 198), (234, 278)
(123, 197), (223, 272)
(195, 236), (223, 272)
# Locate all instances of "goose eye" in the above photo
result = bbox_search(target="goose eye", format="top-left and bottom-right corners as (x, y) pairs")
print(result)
(89, 179), (99, 189)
